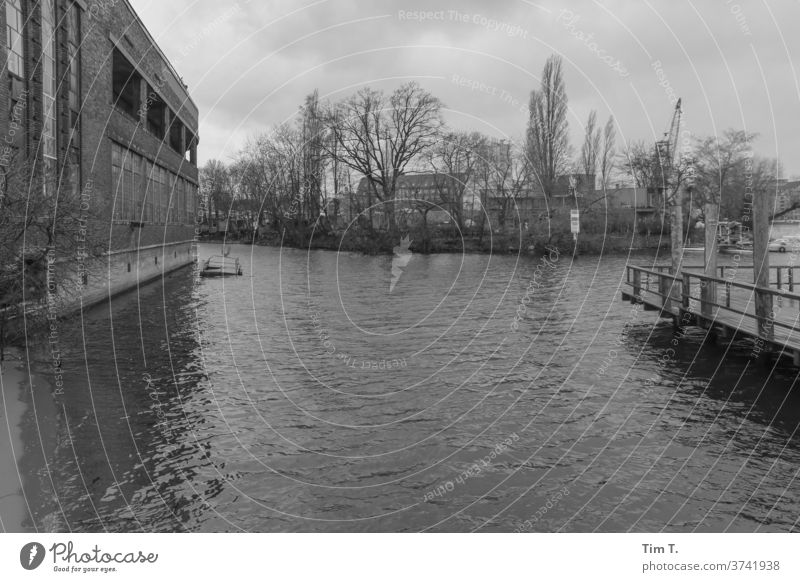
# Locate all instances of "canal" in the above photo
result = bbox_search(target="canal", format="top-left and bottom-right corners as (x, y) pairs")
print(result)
(2, 243), (799, 532)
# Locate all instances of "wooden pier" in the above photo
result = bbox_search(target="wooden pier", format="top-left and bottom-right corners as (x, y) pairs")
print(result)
(622, 264), (800, 364)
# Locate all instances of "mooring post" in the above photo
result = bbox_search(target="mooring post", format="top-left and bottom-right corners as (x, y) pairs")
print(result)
(659, 274), (672, 313)
(702, 203), (719, 317)
(632, 268), (641, 303)
(682, 274), (691, 310)
(669, 189), (685, 322)
(753, 188), (774, 341)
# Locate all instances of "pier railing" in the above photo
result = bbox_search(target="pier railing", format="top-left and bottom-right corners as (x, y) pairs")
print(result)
(680, 271), (800, 342)
(624, 265), (683, 315)
(623, 264), (800, 349)
(682, 264), (800, 292)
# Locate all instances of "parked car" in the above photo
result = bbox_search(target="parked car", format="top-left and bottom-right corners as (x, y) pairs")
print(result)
(768, 237), (800, 252)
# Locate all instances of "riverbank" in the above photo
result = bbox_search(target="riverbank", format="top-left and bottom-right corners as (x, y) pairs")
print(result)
(207, 231), (666, 256)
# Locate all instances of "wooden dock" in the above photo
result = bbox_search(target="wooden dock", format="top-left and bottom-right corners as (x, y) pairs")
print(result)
(621, 264), (800, 365)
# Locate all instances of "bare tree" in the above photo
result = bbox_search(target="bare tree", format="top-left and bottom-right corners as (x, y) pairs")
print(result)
(299, 90), (325, 223)
(691, 129), (756, 219)
(200, 159), (232, 224)
(472, 139), (498, 240)
(487, 141), (529, 231)
(599, 116), (616, 190)
(426, 131), (486, 229)
(526, 54), (571, 199)
(622, 140), (659, 190)
(325, 82), (443, 234)
(579, 110), (600, 186)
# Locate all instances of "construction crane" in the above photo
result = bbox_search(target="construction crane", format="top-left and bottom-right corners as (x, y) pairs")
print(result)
(654, 98), (682, 201)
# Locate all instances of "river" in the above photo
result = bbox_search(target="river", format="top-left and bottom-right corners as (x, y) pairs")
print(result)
(2, 243), (799, 532)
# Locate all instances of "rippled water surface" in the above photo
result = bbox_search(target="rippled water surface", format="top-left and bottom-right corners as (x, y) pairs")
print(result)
(11, 243), (800, 532)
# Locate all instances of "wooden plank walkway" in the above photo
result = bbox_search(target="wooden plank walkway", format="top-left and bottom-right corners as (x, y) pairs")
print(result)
(622, 265), (800, 363)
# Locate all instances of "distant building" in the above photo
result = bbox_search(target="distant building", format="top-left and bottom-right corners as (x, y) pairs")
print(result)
(353, 174), (470, 227)
(1, 0), (199, 308)
(775, 180), (800, 220)
(600, 185), (657, 213)
(480, 173), (597, 229)
(348, 172), (656, 232)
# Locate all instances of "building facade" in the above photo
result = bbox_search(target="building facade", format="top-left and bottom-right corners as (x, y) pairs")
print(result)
(1, 0), (198, 308)
(352, 173), (470, 227)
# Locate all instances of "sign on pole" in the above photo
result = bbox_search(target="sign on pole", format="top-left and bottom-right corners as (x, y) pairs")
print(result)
(570, 209), (580, 235)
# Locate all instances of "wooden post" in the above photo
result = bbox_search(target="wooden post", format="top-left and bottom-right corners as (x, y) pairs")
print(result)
(670, 200), (684, 276)
(682, 275), (691, 310)
(659, 274), (672, 313)
(753, 188), (774, 340)
(669, 190), (684, 314)
(702, 203), (718, 317)
(632, 268), (641, 303)
(681, 274), (691, 327)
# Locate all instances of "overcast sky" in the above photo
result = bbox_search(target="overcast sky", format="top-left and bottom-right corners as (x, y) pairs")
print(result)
(128, 0), (800, 178)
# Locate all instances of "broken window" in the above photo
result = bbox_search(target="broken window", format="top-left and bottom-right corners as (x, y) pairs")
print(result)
(145, 84), (166, 138)
(184, 130), (197, 164)
(112, 49), (141, 119)
(168, 113), (184, 153)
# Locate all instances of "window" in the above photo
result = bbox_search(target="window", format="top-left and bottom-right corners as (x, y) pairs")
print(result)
(112, 144), (122, 220)
(42, 0), (57, 195)
(67, 147), (80, 200)
(165, 173), (174, 223)
(67, 4), (80, 112)
(175, 178), (185, 224)
(145, 85), (166, 138)
(186, 182), (197, 224)
(5, 0), (24, 77)
(112, 49), (141, 119)
(67, 3), (82, 198)
(113, 143), (185, 224)
(134, 153), (147, 221)
(169, 113), (184, 153)
(185, 130), (197, 164)
(145, 162), (154, 222)
(160, 167), (168, 223)
(123, 149), (135, 220)
(154, 166), (164, 223)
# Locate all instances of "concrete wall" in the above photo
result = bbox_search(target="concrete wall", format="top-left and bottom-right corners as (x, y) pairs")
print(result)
(53, 240), (196, 314)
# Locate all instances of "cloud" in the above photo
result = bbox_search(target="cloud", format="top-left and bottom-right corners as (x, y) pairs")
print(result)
(129, 0), (800, 176)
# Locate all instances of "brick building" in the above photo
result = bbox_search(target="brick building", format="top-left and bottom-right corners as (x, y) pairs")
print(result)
(1, 0), (199, 308)
(351, 173), (470, 227)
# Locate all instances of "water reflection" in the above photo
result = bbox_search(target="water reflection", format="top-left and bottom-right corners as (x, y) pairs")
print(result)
(7, 244), (799, 532)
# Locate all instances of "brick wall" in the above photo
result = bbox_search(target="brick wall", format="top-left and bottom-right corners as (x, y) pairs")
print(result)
(2, 0), (201, 312)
